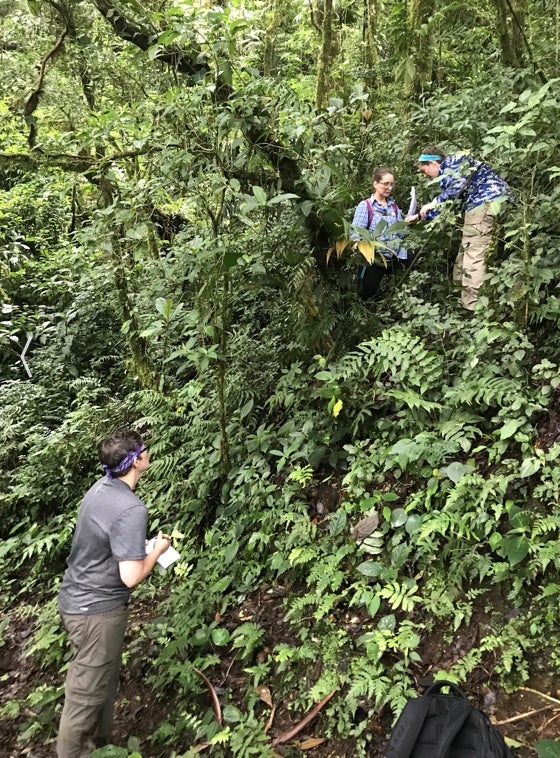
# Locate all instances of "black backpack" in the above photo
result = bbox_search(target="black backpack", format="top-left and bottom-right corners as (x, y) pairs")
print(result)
(384, 680), (514, 757)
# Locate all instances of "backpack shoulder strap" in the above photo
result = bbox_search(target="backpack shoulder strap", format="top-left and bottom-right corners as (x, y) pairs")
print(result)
(364, 198), (374, 230)
(434, 700), (475, 758)
(384, 693), (432, 757)
(424, 682), (476, 758)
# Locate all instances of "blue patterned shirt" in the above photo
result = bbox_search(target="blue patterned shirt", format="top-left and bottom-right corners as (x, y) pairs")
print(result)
(425, 155), (510, 220)
(351, 196), (407, 260)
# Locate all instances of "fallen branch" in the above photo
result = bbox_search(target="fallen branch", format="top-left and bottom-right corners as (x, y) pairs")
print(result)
(265, 703), (277, 734)
(519, 687), (560, 707)
(272, 691), (335, 746)
(193, 667), (222, 725)
(494, 705), (552, 726)
(540, 709), (560, 734)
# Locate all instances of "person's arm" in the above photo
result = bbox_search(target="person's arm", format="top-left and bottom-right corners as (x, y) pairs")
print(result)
(422, 156), (475, 218)
(119, 531), (171, 588)
(419, 199), (439, 219)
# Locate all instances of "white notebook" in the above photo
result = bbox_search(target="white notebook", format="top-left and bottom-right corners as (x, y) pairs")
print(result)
(145, 537), (180, 570)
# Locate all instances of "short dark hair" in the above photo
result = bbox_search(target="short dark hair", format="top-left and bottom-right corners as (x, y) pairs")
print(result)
(98, 429), (143, 478)
(419, 146), (447, 164)
(372, 167), (394, 183)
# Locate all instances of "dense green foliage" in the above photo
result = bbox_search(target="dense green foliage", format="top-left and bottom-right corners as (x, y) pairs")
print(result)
(1, 0), (560, 755)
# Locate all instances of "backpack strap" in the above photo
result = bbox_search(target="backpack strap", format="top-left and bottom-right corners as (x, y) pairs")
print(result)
(434, 699), (475, 758)
(384, 693), (432, 757)
(423, 681), (476, 758)
(365, 198), (374, 230)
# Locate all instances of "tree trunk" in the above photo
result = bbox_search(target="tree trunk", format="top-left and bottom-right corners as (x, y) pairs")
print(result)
(364, 0), (378, 89)
(315, 0), (334, 110)
(491, 0), (522, 67)
(407, 0), (435, 99)
(263, 0), (280, 75)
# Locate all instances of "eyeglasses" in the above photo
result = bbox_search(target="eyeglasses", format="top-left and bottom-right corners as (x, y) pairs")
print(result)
(140, 446), (148, 454)
(377, 181), (394, 187)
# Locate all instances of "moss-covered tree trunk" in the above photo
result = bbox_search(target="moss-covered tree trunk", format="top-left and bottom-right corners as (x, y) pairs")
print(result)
(491, 0), (523, 67)
(407, 0), (435, 99)
(263, 0), (281, 75)
(364, 0), (378, 89)
(315, 0), (334, 110)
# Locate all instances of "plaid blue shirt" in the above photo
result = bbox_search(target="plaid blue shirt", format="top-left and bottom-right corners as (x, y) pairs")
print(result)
(351, 196), (407, 260)
(425, 155), (511, 220)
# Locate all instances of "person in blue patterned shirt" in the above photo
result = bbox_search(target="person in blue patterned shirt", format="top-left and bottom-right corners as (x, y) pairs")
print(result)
(351, 167), (408, 300)
(409, 146), (511, 311)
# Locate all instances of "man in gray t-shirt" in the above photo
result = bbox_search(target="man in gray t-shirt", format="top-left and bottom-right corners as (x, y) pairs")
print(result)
(57, 429), (171, 758)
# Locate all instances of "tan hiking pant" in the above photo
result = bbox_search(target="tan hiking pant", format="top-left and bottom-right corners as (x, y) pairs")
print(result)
(57, 607), (128, 758)
(453, 204), (495, 311)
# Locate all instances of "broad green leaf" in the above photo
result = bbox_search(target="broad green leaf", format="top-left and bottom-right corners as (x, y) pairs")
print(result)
(267, 192), (299, 205)
(300, 200), (314, 217)
(252, 186), (267, 204)
(211, 576), (232, 594)
(155, 297), (172, 318)
(366, 593), (381, 617)
(509, 509), (530, 531)
(500, 535), (530, 566)
(191, 628), (209, 646)
(489, 532), (502, 550)
(223, 541), (239, 564)
(439, 461), (475, 483)
(519, 457), (542, 478)
(382, 492), (400, 502)
(211, 628), (230, 646)
(534, 740), (560, 758)
(377, 614), (396, 631)
(329, 508), (347, 536)
(499, 418), (524, 440)
(391, 543), (410, 568)
(390, 508), (408, 528)
(357, 561), (383, 577)
(405, 514), (422, 535)
(239, 398), (254, 419)
(222, 705), (243, 723)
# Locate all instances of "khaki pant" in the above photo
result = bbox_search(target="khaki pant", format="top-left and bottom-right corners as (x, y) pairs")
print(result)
(57, 607), (128, 758)
(453, 204), (495, 311)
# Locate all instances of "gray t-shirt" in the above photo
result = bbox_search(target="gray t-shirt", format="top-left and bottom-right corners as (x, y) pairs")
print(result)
(58, 477), (148, 614)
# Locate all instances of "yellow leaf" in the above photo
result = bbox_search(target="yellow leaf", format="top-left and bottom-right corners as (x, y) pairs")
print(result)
(335, 239), (351, 257)
(326, 245), (334, 265)
(357, 240), (375, 264)
(298, 737), (327, 749)
(171, 529), (184, 539)
(332, 399), (343, 417)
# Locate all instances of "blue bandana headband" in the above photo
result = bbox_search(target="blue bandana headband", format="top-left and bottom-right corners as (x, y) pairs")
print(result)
(102, 443), (144, 478)
(418, 153), (443, 162)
